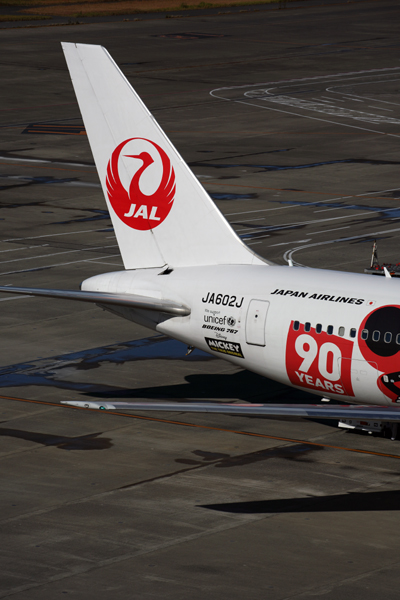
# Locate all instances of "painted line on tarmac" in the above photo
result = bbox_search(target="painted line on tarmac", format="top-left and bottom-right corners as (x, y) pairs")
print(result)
(0, 254), (120, 277)
(326, 79), (400, 108)
(1, 229), (106, 243)
(235, 99), (400, 139)
(210, 67), (400, 98)
(307, 225), (350, 236)
(283, 226), (400, 265)
(0, 244), (118, 266)
(0, 295), (31, 302)
(237, 209), (383, 241)
(0, 161), (94, 172)
(245, 88), (400, 125)
(226, 187), (400, 218)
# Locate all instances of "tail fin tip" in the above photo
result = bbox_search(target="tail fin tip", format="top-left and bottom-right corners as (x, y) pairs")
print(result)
(62, 42), (267, 270)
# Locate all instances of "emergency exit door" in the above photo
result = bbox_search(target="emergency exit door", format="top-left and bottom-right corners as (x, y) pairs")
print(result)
(245, 300), (270, 346)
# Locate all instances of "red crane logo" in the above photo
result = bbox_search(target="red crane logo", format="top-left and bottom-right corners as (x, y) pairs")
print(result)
(106, 138), (176, 231)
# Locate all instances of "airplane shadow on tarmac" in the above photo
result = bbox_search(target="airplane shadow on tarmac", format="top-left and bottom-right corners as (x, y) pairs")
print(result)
(0, 334), (317, 404)
(0, 334), (338, 433)
(201, 490), (400, 513)
(89, 369), (316, 405)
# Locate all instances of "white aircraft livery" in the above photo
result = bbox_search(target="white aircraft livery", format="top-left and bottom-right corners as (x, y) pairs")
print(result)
(2, 43), (400, 438)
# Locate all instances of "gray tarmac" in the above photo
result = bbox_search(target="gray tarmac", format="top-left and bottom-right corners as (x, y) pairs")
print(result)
(1, 1), (400, 598)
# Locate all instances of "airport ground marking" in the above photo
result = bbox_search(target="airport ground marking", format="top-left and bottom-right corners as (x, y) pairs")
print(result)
(225, 187), (400, 217)
(0, 253), (119, 277)
(0, 244), (118, 267)
(0, 161), (94, 174)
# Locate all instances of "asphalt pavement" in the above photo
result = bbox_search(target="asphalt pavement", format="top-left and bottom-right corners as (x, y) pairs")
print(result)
(1, 1), (400, 598)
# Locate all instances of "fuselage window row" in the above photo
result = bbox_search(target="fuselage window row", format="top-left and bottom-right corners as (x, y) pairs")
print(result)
(292, 322), (356, 339)
(361, 329), (400, 344)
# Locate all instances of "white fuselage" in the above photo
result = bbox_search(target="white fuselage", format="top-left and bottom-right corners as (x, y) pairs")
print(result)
(82, 264), (400, 407)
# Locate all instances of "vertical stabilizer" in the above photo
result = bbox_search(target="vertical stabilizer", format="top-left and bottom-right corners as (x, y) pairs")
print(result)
(62, 42), (266, 270)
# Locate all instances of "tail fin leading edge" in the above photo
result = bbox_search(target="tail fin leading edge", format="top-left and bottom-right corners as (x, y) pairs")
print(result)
(62, 42), (266, 270)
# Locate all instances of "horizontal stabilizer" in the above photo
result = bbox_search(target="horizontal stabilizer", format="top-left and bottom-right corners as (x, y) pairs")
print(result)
(61, 401), (400, 422)
(0, 286), (190, 316)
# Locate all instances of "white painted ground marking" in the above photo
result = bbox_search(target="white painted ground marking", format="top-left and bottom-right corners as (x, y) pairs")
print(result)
(0, 254), (121, 277)
(0, 295), (31, 302)
(231, 217), (266, 223)
(0, 245), (118, 266)
(226, 188), (400, 218)
(368, 106), (394, 112)
(243, 212), (364, 234)
(275, 74), (400, 98)
(236, 99), (400, 138)
(314, 207), (348, 213)
(226, 197), (353, 218)
(283, 227), (400, 265)
(85, 259), (123, 266)
(1, 229), (106, 243)
(307, 226), (351, 235)
(0, 244), (61, 255)
(326, 78), (400, 107)
(235, 226), (269, 233)
(239, 210), (386, 236)
(243, 91), (400, 125)
(265, 226), (350, 247)
(0, 247), (28, 254)
(0, 174), (100, 188)
(0, 156), (95, 168)
(270, 239), (311, 247)
(244, 233), (270, 241)
(210, 67), (400, 97)
(211, 68), (400, 137)
(0, 156), (48, 164)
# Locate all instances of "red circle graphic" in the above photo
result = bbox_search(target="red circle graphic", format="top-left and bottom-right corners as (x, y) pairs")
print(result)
(106, 138), (176, 231)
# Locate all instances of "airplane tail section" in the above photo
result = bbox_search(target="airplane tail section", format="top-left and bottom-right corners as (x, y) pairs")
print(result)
(62, 43), (266, 270)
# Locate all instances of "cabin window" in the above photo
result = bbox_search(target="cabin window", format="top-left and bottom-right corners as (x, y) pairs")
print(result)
(372, 330), (380, 342)
(327, 325), (333, 335)
(316, 323), (322, 334)
(304, 322), (311, 332)
(293, 320), (300, 331)
(350, 328), (356, 338)
(384, 332), (392, 344)
(338, 326), (345, 337)
(397, 333), (400, 345)
(361, 329), (368, 340)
